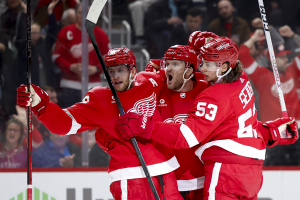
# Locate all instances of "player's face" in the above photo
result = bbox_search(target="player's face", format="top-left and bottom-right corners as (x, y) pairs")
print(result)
(165, 60), (186, 90)
(5, 122), (22, 146)
(275, 54), (289, 72)
(200, 60), (219, 83)
(108, 65), (131, 92)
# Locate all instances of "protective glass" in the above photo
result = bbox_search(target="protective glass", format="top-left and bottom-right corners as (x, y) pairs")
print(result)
(160, 58), (186, 70)
(108, 65), (129, 78)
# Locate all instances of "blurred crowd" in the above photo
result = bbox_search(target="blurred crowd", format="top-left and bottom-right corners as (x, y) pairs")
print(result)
(0, 0), (300, 168)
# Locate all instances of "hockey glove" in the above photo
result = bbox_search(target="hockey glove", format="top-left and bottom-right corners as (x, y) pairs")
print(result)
(188, 31), (219, 52)
(95, 128), (115, 152)
(16, 84), (49, 116)
(263, 117), (298, 146)
(145, 59), (161, 72)
(116, 112), (153, 139)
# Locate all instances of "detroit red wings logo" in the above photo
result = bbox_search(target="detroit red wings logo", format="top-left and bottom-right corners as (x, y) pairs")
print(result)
(164, 114), (188, 124)
(128, 92), (157, 117)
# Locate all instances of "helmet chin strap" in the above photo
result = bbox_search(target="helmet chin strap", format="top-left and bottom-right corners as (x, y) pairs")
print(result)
(175, 68), (194, 92)
(215, 67), (232, 84)
(127, 71), (137, 90)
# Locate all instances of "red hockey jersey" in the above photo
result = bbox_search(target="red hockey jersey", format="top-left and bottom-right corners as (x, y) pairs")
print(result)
(151, 71), (266, 165)
(37, 72), (179, 183)
(52, 24), (110, 89)
(158, 73), (209, 191)
(239, 45), (300, 123)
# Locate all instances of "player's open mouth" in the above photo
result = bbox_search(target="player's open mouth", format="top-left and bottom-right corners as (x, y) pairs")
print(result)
(167, 74), (173, 82)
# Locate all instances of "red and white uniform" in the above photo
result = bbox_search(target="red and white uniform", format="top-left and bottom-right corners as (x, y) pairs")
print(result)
(52, 24), (110, 90)
(239, 44), (300, 124)
(37, 72), (181, 199)
(158, 73), (209, 194)
(151, 72), (266, 199)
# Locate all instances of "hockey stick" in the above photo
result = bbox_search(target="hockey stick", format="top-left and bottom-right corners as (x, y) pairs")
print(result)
(85, 1), (160, 199)
(257, 0), (288, 118)
(26, 0), (33, 199)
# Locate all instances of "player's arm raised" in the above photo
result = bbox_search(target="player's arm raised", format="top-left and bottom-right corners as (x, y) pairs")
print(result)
(17, 84), (100, 135)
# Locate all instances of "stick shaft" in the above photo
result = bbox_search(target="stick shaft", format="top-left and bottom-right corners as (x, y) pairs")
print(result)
(26, 0), (33, 199)
(85, 17), (160, 199)
(257, 0), (288, 117)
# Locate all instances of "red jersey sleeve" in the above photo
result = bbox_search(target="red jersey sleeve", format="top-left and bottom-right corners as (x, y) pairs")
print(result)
(38, 87), (105, 135)
(52, 28), (72, 73)
(151, 93), (229, 149)
(94, 26), (110, 56)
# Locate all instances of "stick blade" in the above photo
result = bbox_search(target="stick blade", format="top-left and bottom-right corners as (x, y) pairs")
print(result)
(86, 0), (108, 24)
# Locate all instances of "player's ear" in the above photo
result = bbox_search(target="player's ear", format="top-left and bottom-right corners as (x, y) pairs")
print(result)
(185, 67), (194, 79)
(221, 62), (229, 73)
(131, 67), (137, 79)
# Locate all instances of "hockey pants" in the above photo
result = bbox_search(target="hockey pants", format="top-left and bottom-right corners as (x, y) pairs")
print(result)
(203, 162), (263, 200)
(110, 171), (183, 200)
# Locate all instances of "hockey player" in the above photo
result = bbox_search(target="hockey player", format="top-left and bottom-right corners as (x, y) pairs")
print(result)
(157, 45), (209, 200)
(16, 47), (183, 200)
(116, 37), (299, 200)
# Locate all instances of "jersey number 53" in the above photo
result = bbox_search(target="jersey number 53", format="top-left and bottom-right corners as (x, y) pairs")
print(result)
(195, 102), (218, 121)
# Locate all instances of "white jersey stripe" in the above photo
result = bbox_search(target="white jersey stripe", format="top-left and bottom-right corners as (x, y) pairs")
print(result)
(180, 124), (200, 148)
(208, 163), (222, 200)
(195, 139), (266, 163)
(63, 109), (81, 135)
(177, 176), (205, 191)
(109, 156), (179, 184)
(295, 57), (300, 71)
(244, 61), (258, 75)
(121, 179), (128, 200)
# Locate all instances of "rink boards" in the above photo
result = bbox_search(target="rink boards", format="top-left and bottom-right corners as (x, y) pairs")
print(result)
(0, 167), (299, 200)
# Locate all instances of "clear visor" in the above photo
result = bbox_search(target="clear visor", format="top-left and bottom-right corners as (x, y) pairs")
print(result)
(108, 65), (129, 78)
(197, 55), (219, 72)
(160, 58), (186, 70)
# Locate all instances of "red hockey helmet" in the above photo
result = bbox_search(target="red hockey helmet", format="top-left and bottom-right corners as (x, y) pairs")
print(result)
(104, 47), (136, 69)
(199, 37), (239, 69)
(162, 45), (197, 71)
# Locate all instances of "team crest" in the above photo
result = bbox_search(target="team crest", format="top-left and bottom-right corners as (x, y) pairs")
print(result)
(128, 92), (157, 117)
(164, 114), (188, 124)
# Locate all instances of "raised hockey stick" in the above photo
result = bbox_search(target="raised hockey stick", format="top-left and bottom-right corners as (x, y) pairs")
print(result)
(257, 0), (288, 118)
(85, 1), (160, 199)
(26, 0), (33, 199)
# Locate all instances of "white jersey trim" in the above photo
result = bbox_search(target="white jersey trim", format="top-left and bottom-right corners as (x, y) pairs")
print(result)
(52, 54), (59, 63)
(295, 57), (300, 71)
(180, 124), (199, 148)
(121, 179), (128, 200)
(208, 162), (222, 200)
(109, 156), (179, 184)
(244, 61), (258, 75)
(195, 139), (266, 162)
(177, 176), (205, 191)
(63, 109), (81, 135)
(60, 79), (102, 90)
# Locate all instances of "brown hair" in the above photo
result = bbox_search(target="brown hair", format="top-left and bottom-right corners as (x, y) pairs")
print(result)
(222, 60), (243, 83)
(2, 118), (25, 149)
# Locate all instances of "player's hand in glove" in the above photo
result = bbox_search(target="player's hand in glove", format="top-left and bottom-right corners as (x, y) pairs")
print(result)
(95, 128), (116, 152)
(188, 31), (219, 52)
(263, 117), (298, 146)
(16, 84), (49, 115)
(116, 112), (153, 139)
(145, 59), (161, 72)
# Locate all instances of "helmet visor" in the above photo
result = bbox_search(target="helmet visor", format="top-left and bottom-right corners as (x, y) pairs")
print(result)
(161, 58), (186, 70)
(198, 56), (218, 72)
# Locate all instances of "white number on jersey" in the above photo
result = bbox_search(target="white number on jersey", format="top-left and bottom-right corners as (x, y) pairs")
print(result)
(237, 104), (257, 138)
(195, 102), (218, 121)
